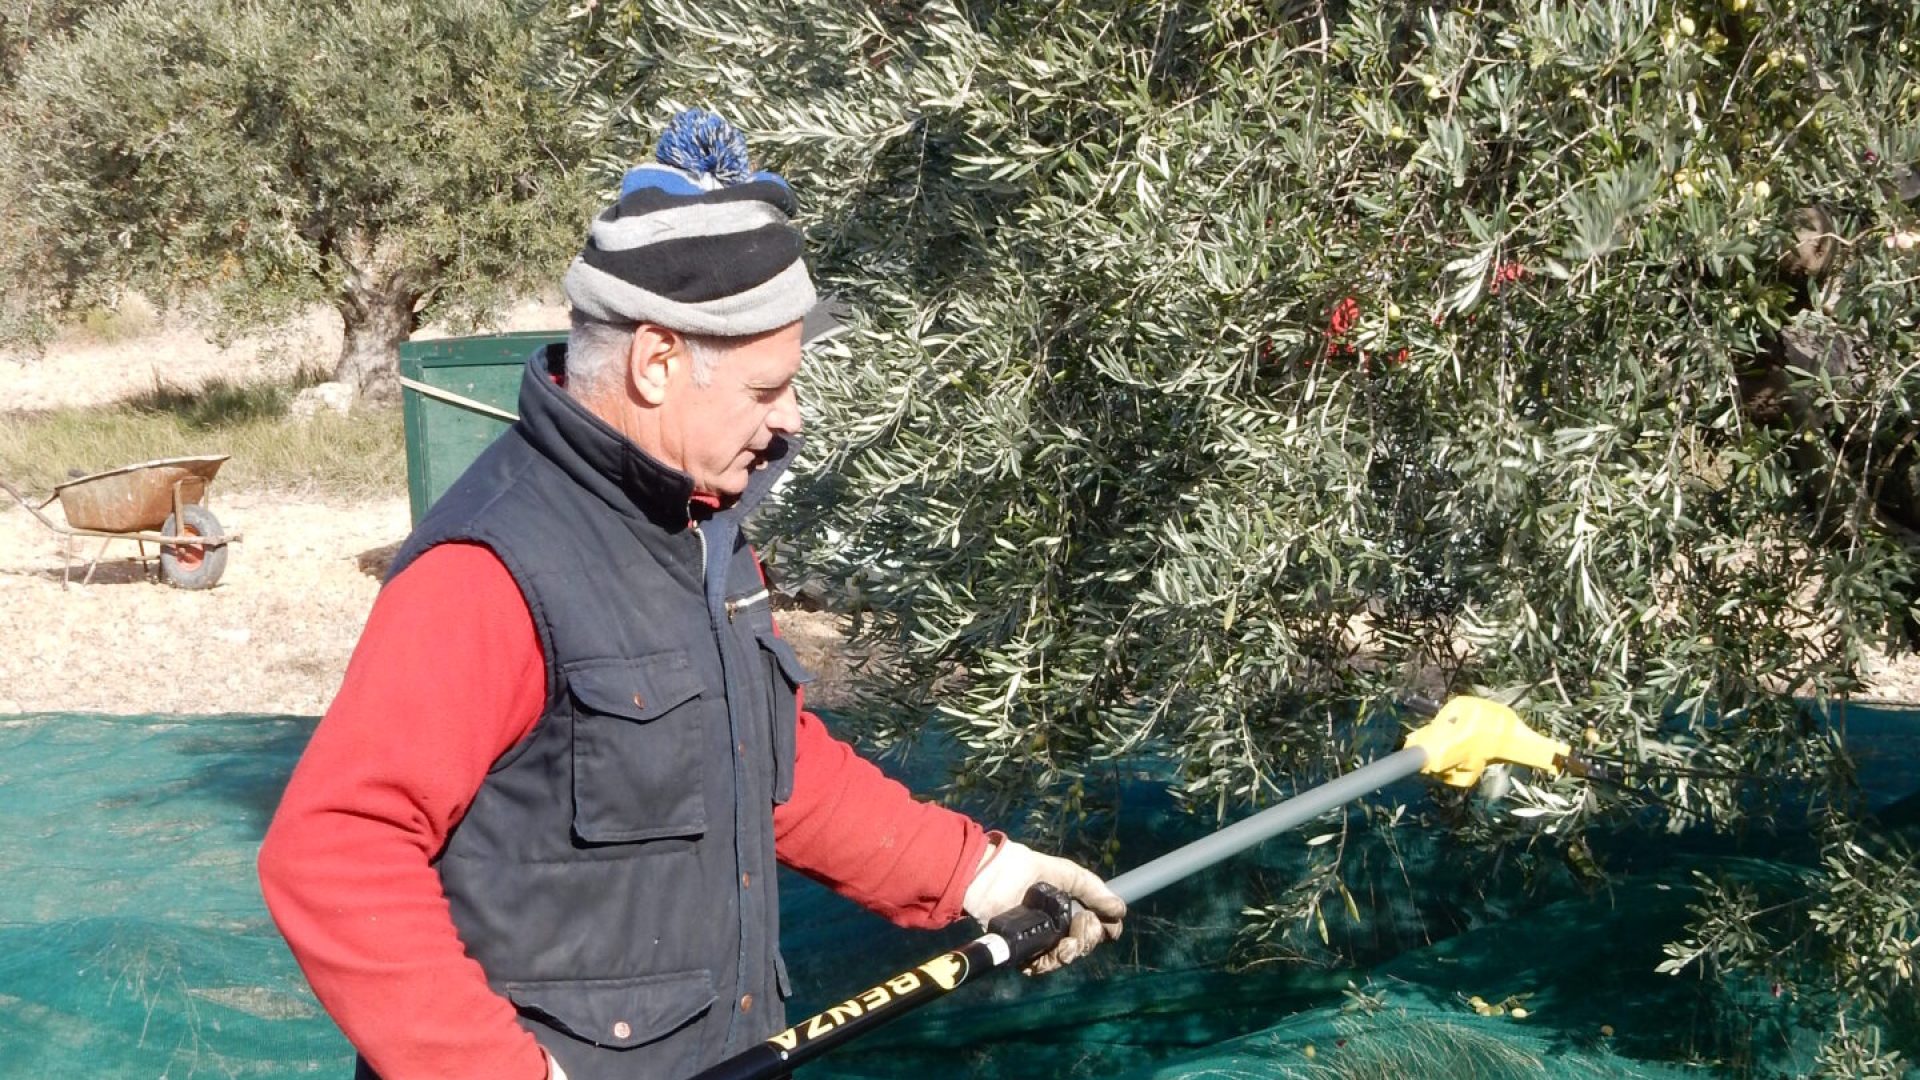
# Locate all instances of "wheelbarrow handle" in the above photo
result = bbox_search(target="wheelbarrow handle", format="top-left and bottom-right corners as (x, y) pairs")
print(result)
(0, 478), (71, 534)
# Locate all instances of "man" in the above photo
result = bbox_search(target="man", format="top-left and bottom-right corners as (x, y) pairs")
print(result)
(257, 109), (1125, 1080)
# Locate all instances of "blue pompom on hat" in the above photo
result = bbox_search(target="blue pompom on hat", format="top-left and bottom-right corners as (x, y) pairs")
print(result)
(564, 108), (817, 338)
(651, 108), (751, 186)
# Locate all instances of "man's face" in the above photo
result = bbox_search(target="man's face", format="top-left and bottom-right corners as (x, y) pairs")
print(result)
(657, 321), (805, 499)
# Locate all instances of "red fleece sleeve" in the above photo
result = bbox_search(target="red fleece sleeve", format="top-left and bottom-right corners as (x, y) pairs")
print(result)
(772, 692), (989, 929)
(257, 543), (549, 1080)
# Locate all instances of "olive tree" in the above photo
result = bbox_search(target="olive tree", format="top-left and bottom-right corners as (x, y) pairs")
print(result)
(557, 0), (1919, 1064)
(0, 0), (91, 87)
(0, 0), (594, 398)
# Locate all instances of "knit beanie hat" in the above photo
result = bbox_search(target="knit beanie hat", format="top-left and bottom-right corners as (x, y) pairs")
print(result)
(562, 109), (817, 337)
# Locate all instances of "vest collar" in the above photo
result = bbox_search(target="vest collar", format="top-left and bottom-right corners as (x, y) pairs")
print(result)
(514, 344), (798, 526)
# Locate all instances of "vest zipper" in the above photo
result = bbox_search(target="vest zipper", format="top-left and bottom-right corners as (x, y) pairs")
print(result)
(725, 588), (769, 623)
(692, 514), (762, 1048)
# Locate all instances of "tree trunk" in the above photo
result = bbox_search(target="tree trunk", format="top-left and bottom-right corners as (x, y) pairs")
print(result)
(333, 229), (423, 403)
(334, 284), (417, 403)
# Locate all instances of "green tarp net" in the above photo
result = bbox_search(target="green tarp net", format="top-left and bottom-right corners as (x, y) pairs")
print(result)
(0, 710), (1914, 1078)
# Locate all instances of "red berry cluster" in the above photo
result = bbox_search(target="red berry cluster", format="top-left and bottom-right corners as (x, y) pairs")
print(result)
(1488, 261), (1527, 294)
(1328, 295), (1361, 338)
(1322, 294), (1408, 368)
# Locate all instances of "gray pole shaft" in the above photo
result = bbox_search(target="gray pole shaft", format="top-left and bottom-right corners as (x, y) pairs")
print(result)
(1106, 746), (1431, 906)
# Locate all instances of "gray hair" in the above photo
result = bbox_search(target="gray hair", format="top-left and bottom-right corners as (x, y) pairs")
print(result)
(565, 311), (726, 398)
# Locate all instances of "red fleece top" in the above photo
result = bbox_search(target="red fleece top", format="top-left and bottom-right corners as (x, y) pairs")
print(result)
(258, 542), (988, 1080)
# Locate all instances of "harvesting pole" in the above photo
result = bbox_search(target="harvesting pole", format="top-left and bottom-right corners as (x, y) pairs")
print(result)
(682, 695), (1576, 1080)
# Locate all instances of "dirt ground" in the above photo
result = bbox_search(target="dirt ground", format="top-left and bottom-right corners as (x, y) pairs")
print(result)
(0, 490), (409, 714)
(2, 303), (1918, 714)
(0, 489), (853, 715)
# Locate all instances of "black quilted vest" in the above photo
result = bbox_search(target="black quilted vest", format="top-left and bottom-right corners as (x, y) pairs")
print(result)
(380, 344), (812, 1080)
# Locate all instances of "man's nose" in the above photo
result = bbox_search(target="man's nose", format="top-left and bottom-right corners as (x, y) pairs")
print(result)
(769, 385), (803, 434)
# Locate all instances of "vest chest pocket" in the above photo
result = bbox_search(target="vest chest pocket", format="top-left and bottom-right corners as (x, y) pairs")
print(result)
(567, 655), (708, 843)
(753, 629), (814, 805)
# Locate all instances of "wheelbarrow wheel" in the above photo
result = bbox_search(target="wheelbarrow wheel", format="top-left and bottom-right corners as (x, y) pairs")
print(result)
(159, 504), (229, 590)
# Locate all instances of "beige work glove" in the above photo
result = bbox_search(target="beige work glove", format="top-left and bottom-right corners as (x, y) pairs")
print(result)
(961, 832), (1126, 975)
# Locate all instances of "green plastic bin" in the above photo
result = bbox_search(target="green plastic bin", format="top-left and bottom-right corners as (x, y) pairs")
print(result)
(398, 331), (563, 524)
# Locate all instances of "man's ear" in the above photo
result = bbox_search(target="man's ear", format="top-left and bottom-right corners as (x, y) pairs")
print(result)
(627, 324), (681, 405)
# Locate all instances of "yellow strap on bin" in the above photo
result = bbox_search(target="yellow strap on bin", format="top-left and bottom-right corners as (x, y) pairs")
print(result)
(397, 375), (519, 422)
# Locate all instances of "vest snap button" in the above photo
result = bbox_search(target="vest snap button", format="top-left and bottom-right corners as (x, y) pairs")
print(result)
(740, 993), (754, 1013)
(612, 1020), (632, 1039)
(631, 693), (645, 709)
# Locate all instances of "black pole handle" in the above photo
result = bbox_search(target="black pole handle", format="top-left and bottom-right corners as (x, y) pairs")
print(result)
(987, 882), (1074, 968)
(681, 884), (1073, 1080)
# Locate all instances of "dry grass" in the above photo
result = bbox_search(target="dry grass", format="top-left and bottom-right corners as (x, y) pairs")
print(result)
(70, 302), (160, 345)
(0, 375), (407, 500)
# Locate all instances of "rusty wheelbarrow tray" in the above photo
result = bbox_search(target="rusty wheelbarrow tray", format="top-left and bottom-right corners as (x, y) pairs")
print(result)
(1, 454), (241, 589)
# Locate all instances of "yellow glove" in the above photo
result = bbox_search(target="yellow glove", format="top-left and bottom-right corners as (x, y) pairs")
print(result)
(962, 833), (1126, 975)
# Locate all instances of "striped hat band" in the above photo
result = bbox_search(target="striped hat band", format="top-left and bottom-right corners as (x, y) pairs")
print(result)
(563, 114), (818, 338)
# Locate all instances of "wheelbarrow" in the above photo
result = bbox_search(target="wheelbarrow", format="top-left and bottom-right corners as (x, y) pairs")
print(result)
(1, 454), (240, 589)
